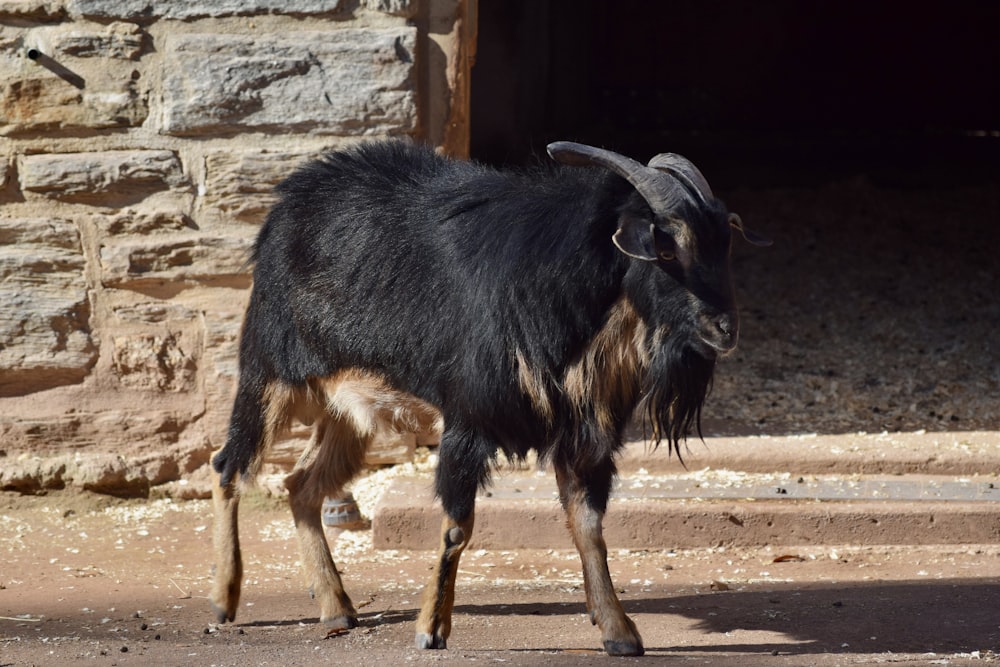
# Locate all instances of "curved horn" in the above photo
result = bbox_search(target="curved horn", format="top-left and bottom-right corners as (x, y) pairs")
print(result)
(648, 153), (713, 203)
(547, 141), (688, 214)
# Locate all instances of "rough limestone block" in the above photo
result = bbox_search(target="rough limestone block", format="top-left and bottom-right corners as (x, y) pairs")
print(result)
(52, 21), (144, 59)
(19, 150), (187, 204)
(0, 37), (148, 135)
(112, 302), (199, 325)
(0, 1), (65, 20)
(0, 77), (147, 136)
(0, 218), (95, 397)
(363, 0), (418, 18)
(0, 455), (68, 493)
(202, 149), (313, 222)
(100, 233), (254, 288)
(98, 208), (196, 235)
(112, 331), (197, 392)
(160, 29), (416, 136)
(68, 0), (343, 20)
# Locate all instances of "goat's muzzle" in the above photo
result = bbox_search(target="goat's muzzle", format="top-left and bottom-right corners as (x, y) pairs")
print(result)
(697, 310), (739, 357)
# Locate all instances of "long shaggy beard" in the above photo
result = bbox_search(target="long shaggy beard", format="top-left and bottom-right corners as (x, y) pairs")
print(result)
(638, 336), (717, 461)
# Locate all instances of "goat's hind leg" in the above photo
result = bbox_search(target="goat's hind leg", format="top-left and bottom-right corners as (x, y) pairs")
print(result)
(284, 415), (367, 629)
(209, 376), (276, 624)
(209, 463), (242, 623)
(555, 458), (644, 656)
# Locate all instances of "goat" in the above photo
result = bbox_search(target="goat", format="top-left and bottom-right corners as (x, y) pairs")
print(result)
(208, 139), (767, 656)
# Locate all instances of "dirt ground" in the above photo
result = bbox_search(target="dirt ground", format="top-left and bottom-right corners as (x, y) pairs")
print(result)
(709, 179), (999, 438)
(2, 490), (1000, 666)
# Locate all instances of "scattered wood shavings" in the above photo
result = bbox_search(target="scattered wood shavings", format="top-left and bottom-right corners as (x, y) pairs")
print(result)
(773, 554), (806, 563)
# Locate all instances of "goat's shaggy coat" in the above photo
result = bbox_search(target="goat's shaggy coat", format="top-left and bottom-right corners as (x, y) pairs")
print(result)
(209, 140), (762, 656)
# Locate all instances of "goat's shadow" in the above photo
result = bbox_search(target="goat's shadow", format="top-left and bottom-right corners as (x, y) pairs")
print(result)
(640, 579), (1000, 655)
(240, 579), (1000, 655)
(240, 608), (418, 629)
(446, 579), (1000, 655)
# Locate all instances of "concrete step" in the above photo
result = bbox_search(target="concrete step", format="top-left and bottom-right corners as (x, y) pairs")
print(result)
(371, 431), (1000, 551)
(615, 430), (1000, 476)
(373, 470), (1000, 550)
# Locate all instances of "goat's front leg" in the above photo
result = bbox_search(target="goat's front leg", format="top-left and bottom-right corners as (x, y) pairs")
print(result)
(209, 459), (242, 624)
(414, 510), (475, 649)
(555, 459), (644, 656)
(415, 431), (482, 649)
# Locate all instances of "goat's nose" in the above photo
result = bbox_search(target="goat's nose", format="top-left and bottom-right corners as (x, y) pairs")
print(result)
(715, 313), (734, 338)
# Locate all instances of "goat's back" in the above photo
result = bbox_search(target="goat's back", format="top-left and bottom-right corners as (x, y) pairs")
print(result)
(243, 140), (631, 449)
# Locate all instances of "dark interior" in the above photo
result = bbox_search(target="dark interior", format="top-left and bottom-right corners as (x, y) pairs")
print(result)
(470, 0), (999, 188)
(469, 1), (999, 436)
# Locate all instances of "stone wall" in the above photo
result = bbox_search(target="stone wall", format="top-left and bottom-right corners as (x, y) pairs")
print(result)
(0, 0), (475, 496)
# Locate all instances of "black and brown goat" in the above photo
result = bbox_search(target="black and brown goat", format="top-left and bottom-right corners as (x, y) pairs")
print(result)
(209, 140), (767, 656)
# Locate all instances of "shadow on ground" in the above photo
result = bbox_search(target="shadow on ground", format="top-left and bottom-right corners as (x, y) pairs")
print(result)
(451, 578), (1000, 657)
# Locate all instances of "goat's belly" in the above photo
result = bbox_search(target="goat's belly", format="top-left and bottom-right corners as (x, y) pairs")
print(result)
(307, 370), (444, 441)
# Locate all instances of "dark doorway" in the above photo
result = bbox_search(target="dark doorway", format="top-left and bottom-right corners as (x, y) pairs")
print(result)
(468, 1), (999, 437)
(470, 0), (1000, 187)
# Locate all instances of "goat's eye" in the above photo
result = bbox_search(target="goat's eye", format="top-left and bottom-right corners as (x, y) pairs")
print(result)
(658, 249), (676, 262)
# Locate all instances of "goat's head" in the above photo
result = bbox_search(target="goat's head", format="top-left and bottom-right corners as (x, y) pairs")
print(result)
(548, 141), (770, 451)
(548, 141), (769, 360)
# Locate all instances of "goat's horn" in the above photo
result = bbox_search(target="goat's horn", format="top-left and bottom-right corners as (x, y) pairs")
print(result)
(547, 141), (687, 214)
(648, 153), (713, 203)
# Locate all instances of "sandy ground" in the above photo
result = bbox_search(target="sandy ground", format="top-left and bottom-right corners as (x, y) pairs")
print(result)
(2, 490), (1000, 666)
(709, 180), (998, 438)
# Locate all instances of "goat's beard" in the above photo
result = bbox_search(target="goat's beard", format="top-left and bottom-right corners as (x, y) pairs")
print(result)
(638, 335), (717, 461)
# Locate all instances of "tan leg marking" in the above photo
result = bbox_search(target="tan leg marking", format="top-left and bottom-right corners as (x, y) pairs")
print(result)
(415, 513), (475, 649)
(284, 415), (367, 628)
(209, 459), (242, 624)
(212, 370), (442, 629)
(209, 381), (296, 624)
(287, 370), (442, 628)
(556, 467), (644, 656)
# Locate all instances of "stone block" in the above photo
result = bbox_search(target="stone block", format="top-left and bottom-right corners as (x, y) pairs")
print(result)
(0, 1), (65, 20)
(0, 46), (148, 135)
(160, 29), (416, 136)
(363, 0), (418, 18)
(0, 455), (68, 493)
(112, 302), (199, 325)
(0, 218), (96, 397)
(68, 0), (343, 20)
(98, 207), (196, 235)
(52, 21), (144, 60)
(112, 331), (197, 392)
(202, 149), (313, 222)
(100, 233), (254, 289)
(69, 454), (151, 497)
(19, 150), (187, 204)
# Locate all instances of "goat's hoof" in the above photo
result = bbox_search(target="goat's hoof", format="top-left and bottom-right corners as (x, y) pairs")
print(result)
(209, 600), (235, 624)
(323, 614), (358, 631)
(415, 632), (447, 649)
(603, 638), (644, 657)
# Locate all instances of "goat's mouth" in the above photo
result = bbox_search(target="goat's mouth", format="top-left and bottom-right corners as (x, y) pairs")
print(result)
(695, 331), (738, 358)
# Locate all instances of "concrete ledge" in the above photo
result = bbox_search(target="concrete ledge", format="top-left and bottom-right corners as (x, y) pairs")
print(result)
(373, 471), (1000, 550)
(619, 430), (1000, 475)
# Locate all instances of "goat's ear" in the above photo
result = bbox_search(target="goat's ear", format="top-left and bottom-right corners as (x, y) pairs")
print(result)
(729, 213), (772, 247)
(613, 217), (658, 261)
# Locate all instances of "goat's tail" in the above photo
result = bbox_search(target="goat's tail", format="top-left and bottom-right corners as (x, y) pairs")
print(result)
(212, 368), (288, 488)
